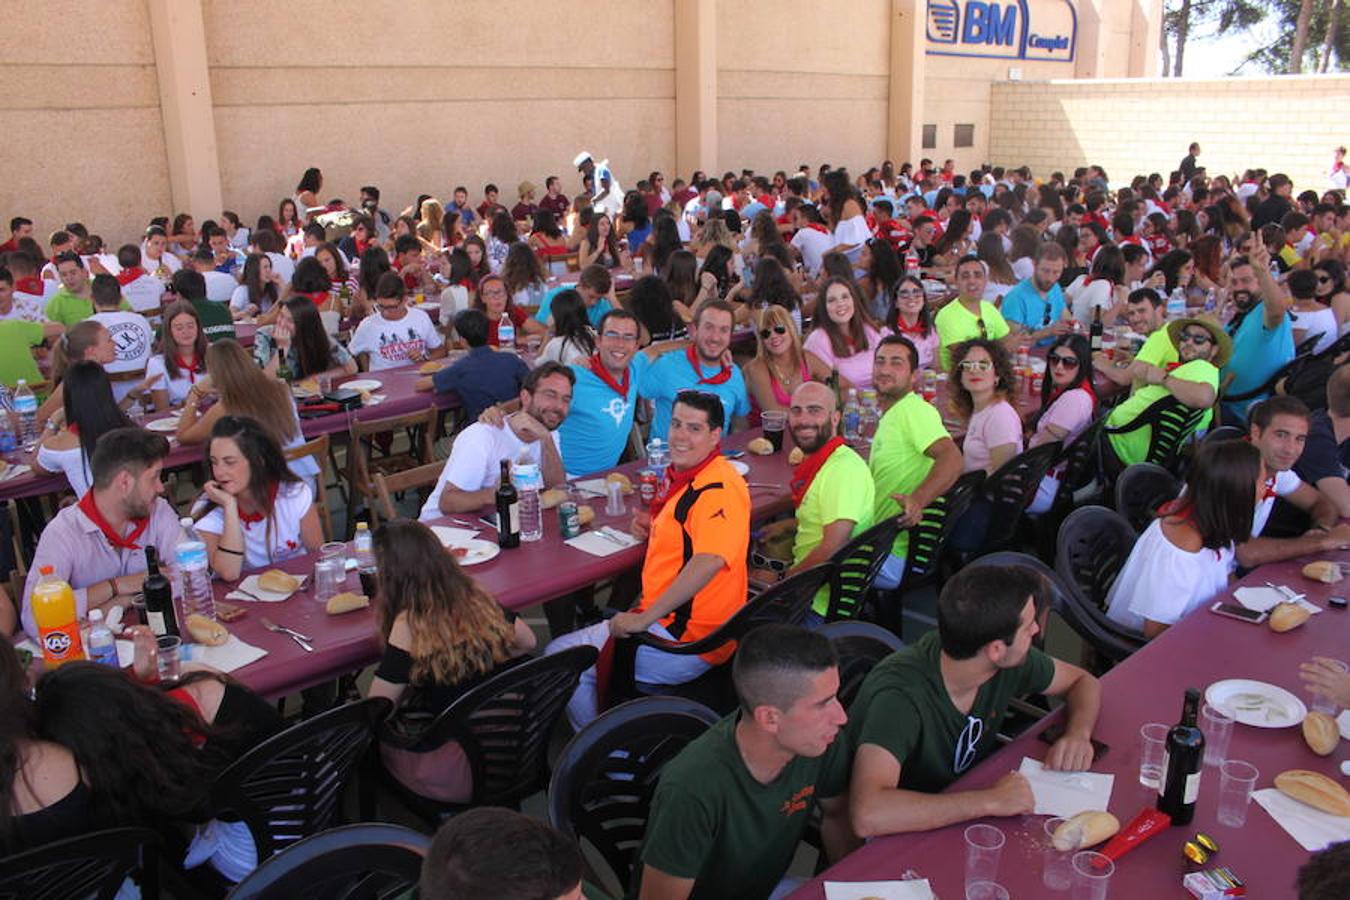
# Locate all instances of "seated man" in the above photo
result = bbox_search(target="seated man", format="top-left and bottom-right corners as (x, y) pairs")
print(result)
(416, 309), (529, 421)
(420, 807), (587, 900)
(750, 382), (874, 624)
(5, 250), (58, 312)
(44, 250), (95, 327)
(1092, 287), (1174, 391)
(1221, 238), (1293, 422)
(171, 268), (235, 343)
(113, 244), (167, 314)
(0, 263), (44, 323)
(933, 255), (1012, 370)
(190, 247), (238, 303)
(534, 264), (614, 329)
(0, 283), (63, 388)
(205, 225), (245, 276)
(998, 243), (1070, 345)
(640, 300), (750, 441)
(349, 272), (445, 371)
(635, 625), (852, 900)
(88, 274), (154, 404)
(549, 391), (750, 728)
(419, 361), (572, 520)
(1296, 364), (1350, 518)
(21, 428), (183, 639)
(849, 564), (1101, 837)
(1105, 317), (1227, 467)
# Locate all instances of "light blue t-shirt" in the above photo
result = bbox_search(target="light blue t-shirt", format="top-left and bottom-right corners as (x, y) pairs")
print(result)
(534, 287), (613, 328)
(1223, 301), (1294, 419)
(738, 201), (767, 221)
(639, 349), (751, 441)
(1000, 278), (1067, 345)
(559, 354), (651, 476)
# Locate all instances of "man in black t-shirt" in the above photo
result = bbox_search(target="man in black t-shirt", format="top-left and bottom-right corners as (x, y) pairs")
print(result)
(1295, 363), (1350, 518)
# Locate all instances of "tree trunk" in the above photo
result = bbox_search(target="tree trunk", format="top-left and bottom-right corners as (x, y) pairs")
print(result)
(1175, 0), (1193, 76)
(1321, 0), (1341, 73)
(1290, 0), (1315, 72)
(1161, 12), (1172, 76)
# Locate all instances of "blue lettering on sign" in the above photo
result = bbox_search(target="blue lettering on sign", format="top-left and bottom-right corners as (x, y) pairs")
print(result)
(963, 1), (1018, 46)
(924, 0), (1076, 62)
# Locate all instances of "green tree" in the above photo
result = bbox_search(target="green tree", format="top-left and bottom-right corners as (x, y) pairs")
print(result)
(1243, 0), (1347, 72)
(1162, 0), (1267, 75)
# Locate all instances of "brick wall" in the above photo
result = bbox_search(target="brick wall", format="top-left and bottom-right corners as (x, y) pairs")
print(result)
(989, 75), (1350, 194)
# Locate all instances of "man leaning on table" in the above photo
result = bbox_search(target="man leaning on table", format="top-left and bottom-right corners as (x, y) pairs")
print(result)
(848, 564), (1102, 838)
(548, 390), (750, 728)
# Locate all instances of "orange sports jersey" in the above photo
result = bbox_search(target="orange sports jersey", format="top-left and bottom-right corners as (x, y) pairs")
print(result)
(638, 455), (750, 664)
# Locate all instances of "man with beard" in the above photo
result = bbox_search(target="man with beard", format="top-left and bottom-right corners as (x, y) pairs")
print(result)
(419, 362), (573, 519)
(998, 242), (1070, 345)
(1221, 234), (1294, 421)
(640, 300), (750, 440)
(1092, 287), (1174, 390)
(22, 428), (182, 639)
(749, 382), (874, 625)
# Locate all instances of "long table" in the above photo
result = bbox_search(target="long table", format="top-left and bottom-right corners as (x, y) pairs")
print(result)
(790, 552), (1350, 898)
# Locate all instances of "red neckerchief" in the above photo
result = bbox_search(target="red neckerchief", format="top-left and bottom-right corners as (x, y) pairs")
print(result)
(686, 345), (732, 385)
(14, 276), (43, 296)
(1047, 382), (1098, 411)
(116, 266), (146, 287)
(238, 483), (279, 526)
(587, 353), (630, 397)
(894, 315), (926, 335)
(790, 437), (846, 506)
(803, 222), (830, 235)
(78, 490), (149, 551)
(353, 237), (371, 258)
(1158, 496), (1223, 559)
(67, 423), (79, 436)
(174, 354), (201, 383)
(298, 290), (328, 306)
(652, 445), (722, 516)
(1261, 475), (1277, 502)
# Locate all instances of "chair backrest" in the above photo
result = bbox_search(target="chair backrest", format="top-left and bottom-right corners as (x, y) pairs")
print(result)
(903, 470), (984, 585)
(824, 516), (904, 622)
(415, 646), (598, 808)
(224, 823), (429, 900)
(730, 562), (834, 637)
(981, 441), (1062, 546)
(547, 697), (719, 895)
(0, 826), (160, 900)
(1114, 463), (1181, 532)
(960, 550), (1074, 639)
(347, 404), (438, 510)
(1293, 332), (1321, 357)
(283, 433), (333, 541)
(1106, 395), (1207, 471)
(1053, 506), (1146, 663)
(1201, 425), (1246, 444)
(209, 697), (391, 863)
(1051, 416), (1106, 511)
(372, 460), (446, 522)
(817, 620), (904, 710)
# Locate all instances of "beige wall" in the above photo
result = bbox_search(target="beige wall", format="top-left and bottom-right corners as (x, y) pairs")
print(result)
(988, 75), (1350, 191)
(0, 0), (170, 245)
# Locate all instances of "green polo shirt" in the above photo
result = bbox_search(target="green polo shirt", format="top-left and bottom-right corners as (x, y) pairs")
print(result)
(0, 320), (46, 388)
(794, 443), (874, 616)
(934, 298), (1010, 369)
(43, 289), (93, 327)
(1106, 358), (1218, 466)
(870, 392), (952, 563)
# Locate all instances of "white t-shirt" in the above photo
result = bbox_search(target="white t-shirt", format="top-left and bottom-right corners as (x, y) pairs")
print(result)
(791, 228), (834, 276)
(36, 442), (93, 497)
(832, 215), (871, 264)
(348, 307), (444, 371)
(91, 311), (155, 402)
(1290, 306), (1339, 354)
(1105, 518), (1234, 631)
(1065, 275), (1115, 325)
(121, 274), (165, 314)
(419, 421), (560, 521)
(145, 355), (196, 407)
(539, 334), (594, 367)
(1011, 257), (1035, 282)
(202, 271), (237, 303)
(195, 480), (312, 571)
(265, 252), (295, 286)
(0, 296), (44, 322)
(14, 279), (58, 311)
(141, 248), (182, 278)
(1252, 468), (1304, 538)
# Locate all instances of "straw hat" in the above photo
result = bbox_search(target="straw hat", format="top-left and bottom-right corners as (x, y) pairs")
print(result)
(1165, 316), (1232, 368)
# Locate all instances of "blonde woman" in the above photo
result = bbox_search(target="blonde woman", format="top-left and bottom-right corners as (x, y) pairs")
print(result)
(416, 198), (446, 253)
(742, 305), (831, 425)
(367, 519), (535, 802)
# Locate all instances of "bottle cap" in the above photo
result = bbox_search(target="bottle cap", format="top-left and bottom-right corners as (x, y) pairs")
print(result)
(180, 516), (193, 527)
(89, 609), (104, 623)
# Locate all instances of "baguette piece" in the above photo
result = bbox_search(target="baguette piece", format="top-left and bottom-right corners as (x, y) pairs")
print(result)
(1303, 712), (1340, 757)
(186, 613), (229, 647)
(540, 488), (569, 510)
(1302, 560), (1343, 584)
(1051, 810), (1120, 851)
(325, 592), (370, 615)
(606, 472), (634, 494)
(747, 437), (774, 455)
(577, 504), (595, 526)
(788, 446), (805, 465)
(1268, 602), (1311, 633)
(257, 569), (301, 595)
(1275, 769), (1350, 817)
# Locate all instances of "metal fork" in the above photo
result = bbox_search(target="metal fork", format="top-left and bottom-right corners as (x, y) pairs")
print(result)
(260, 617), (313, 652)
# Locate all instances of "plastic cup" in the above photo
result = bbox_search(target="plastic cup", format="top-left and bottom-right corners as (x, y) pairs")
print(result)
(1138, 722), (1168, 789)
(1071, 851), (1113, 900)
(314, 557), (346, 606)
(320, 541), (347, 560)
(965, 883), (1009, 900)
(1201, 701), (1235, 767)
(1309, 659), (1349, 715)
(1043, 816), (1079, 890)
(1216, 760), (1259, 827)
(605, 480), (627, 517)
(761, 411), (786, 452)
(317, 373), (333, 395)
(964, 823), (1005, 887)
(156, 634), (182, 682)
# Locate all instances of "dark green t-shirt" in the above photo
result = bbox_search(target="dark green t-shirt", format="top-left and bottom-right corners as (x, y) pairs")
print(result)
(635, 713), (851, 900)
(848, 631), (1055, 794)
(191, 297), (236, 343)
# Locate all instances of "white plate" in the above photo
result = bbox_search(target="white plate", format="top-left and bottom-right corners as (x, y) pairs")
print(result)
(445, 537), (500, 566)
(145, 417), (180, 432)
(342, 379), (383, 392)
(1206, 678), (1307, 729)
(729, 460), (749, 476)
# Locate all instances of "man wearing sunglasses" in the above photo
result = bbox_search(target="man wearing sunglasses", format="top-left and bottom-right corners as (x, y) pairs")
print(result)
(848, 565), (1101, 837)
(640, 300), (750, 442)
(934, 255), (1012, 370)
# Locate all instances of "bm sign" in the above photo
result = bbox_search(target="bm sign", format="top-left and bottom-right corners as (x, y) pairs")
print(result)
(926, 0), (1077, 62)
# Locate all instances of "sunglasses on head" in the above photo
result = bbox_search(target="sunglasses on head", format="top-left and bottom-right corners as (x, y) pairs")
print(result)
(1048, 354), (1080, 368)
(758, 325), (788, 340)
(1179, 331), (1213, 346)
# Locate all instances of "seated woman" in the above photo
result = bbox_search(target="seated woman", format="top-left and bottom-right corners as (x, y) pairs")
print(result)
(485, 211), (519, 274)
(538, 290), (596, 366)
(34, 362), (133, 497)
(35, 320), (152, 426)
(730, 256), (802, 331)
(948, 338), (1025, 552)
(252, 295), (357, 380)
(857, 237), (902, 322)
(627, 275), (687, 344)
(229, 252), (282, 322)
(578, 213), (629, 271)
(367, 519), (535, 803)
(1106, 439), (1261, 638)
(803, 276), (890, 391)
(314, 241), (360, 313)
(194, 415), (322, 580)
(501, 242), (548, 309)
(743, 305), (831, 428)
(1026, 334), (1096, 513)
(888, 274), (939, 371)
(661, 249), (707, 324)
(528, 209), (569, 268)
(146, 300), (208, 410)
(474, 274), (545, 348)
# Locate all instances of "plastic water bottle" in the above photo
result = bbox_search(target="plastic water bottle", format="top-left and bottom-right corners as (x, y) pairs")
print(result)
(176, 516), (214, 621)
(13, 380), (38, 452)
(1167, 288), (1186, 319)
(860, 390), (879, 441)
(842, 389), (862, 442)
(86, 608), (118, 667)
(353, 521), (377, 596)
(498, 312), (516, 349)
(511, 460), (543, 542)
(646, 437), (670, 480)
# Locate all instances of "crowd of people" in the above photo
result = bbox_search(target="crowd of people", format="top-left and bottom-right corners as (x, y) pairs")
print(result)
(2, 147), (1349, 898)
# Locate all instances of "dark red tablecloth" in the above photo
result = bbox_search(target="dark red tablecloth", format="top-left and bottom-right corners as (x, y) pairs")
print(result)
(790, 552), (1350, 898)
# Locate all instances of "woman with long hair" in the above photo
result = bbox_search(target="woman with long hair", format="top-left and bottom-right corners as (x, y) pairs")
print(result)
(528, 209), (568, 274)
(367, 519), (535, 803)
(146, 300), (208, 410)
(416, 197), (445, 252)
(661, 248), (704, 323)
(485, 211), (518, 274)
(314, 241), (360, 312)
(1150, 248), (1196, 296)
(473, 273), (545, 348)
(500, 242), (548, 309)
(947, 338), (1024, 551)
(254, 295), (356, 380)
(802, 276), (889, 390)
(626, 275), (687, 344)
(1026, 334), (1097, 512)
(931, 208), (974, 263)
(618, 190), (652, 256)
(1065, 244), (1127, 325)
(34, 362), (133, 496)
(733, 256), (801, 329)
(462, 234), (491, 284)
(857, 237), (902, 322)
(743, 305), (831, 425)
(1053, 223), (1084, 287)
(975, 231), (1018, 304)
(579, 213), (627, 270)
(538, 289), (597, 365)
(645, 212), (684, 275)
(1008, 223), (1041, 282)
(1311, 258), (1350, 335)
(888, 274), (938, 371)
(230, 252), (282, 321)
(355, 244), (392, 323)
(822, 169), (870, 264)
(1106, 440), (1262, 638)
(35, 320), (136, 426)
(277, 198), (302, 238)
(698, 244), (738, 300)
(293, 167), (323, 221)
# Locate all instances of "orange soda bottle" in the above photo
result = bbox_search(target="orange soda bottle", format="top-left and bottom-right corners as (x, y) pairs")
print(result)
(31, 566), (84, 667)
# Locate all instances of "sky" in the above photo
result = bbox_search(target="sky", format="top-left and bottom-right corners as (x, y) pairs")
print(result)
(1176, 18), (1286, 77)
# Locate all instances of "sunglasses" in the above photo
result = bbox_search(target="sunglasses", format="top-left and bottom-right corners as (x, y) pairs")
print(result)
(976, 317), (988, 339)
(1048, 354), (1080, 368)
(750, 551), (789, 573)
(758, 325), (788, 340)
(1179, 331), (1213, 346)
(959, 359), (993, 372)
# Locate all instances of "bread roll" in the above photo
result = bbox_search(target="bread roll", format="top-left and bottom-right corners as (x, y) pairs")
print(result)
(540, 488), (569, 510)
(1051, 810), (1120, 851)
(788, 446), (805, 465)
(1303, 711), (1340, 757)
(1275, 769), (1350, 817)
(747, 437), (774, 455)
(257, 569), (301, 594)
(1268, 602), (1311, 633)
(419, 361), (443, 374)
(577, 504), (595, 526)
(1302, 560), (1344, 584)
(186, 613), (229, 647)
(606, 472), (633, 494)
(325, 592), (370, 615)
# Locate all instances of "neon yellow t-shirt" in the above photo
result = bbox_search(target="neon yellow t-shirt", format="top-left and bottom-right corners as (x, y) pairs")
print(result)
(795, 444), (875, 616)
(1106, 359), (1218, 465)
(934, 299), (1010, 369)
(870, 392), (952, 563)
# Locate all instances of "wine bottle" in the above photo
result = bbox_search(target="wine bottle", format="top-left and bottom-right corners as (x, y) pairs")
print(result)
(1090, 305), (1104, 351)
(1157, 687), (1205, 826)
(142, 546), (179, 638)
(495, 460), (521, 549)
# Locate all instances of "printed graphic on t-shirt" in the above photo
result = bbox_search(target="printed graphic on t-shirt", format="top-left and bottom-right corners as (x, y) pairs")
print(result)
(107, 321), (150, 362)
(377, 327), (426, 363)
(953, 714), (984, 776)
(599, 396), (630, 426)
(779, 784), (815, 817)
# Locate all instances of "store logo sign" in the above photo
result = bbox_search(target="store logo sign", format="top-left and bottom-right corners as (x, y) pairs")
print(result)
(924, 0), (1077, 62)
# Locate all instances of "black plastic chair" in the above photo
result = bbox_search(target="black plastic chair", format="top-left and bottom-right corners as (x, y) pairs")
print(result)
(209, 697), (391, 867)
(1053, 506), (1147, 666)
(1048, 417), (1106, 515)
(1101, 395), (1208, 476)
(979, 441), (1063, 551)
(1201, 425), (1246, 444)
(547, 697), (719, 895)
(900, 470), (985, 588)
(823, 516), (904, 622)
(224, 823), (429, 900)
(608, 563), (834, 714)
(0, 827), (160, 900)
(817, 620), (903, 710)
(1113, 463), (1181, 533)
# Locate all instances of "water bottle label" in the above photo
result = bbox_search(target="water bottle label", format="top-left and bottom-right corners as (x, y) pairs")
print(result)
(14, 397), (36, 413)
(91, 643), (119, 666)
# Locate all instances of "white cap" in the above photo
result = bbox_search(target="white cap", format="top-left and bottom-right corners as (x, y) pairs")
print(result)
(573, 151), (593, 168)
